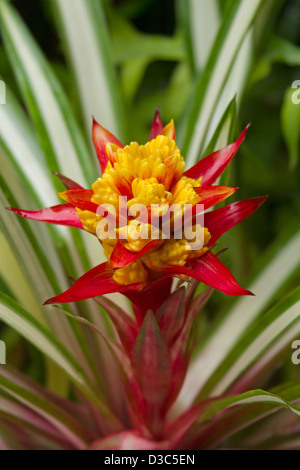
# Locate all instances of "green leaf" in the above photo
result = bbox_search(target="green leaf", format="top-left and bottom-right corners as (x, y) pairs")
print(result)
(199, 287), (300, 397)
(267, 35), (300, 66)
(178, 383), (300, 449)
(0, 0), (95, 186)
(0, 375), (89, 449)
(203, 95), (237, 157)
(110, 14), (185, 64)
(281, 85), (300, 170)
(187, 0), (220, 72)
(0, 292), (121, 429)
(52, 0), (125, 141)
(182, 0), (264, 167)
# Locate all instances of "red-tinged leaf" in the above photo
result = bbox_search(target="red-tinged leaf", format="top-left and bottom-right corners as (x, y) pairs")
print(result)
(53, 172), (83, 190)
(0, 366), (93, 431)
(205, 197), (268, 247)
(150, 108), (164, 140)
(194, 185), (237, 211)
(44, 262), (145, 305)
(161, 251), (253, 297)
(7, 204), (83, 229)
(156, 287), (186, 347)
(126, 277), (173, 325)
(58, 189), (99, 213)
(160, 120), (176, 140)
(184, 125), (250, 185)
(88, 431), (168, 450)
(95, 296), (138, 354)
(167, 398), (219, 449)
(110, 239), (162, 269)
(168, 289), (212, 405)
(132, 311), (172, 437)
(92, 118), (123, 174)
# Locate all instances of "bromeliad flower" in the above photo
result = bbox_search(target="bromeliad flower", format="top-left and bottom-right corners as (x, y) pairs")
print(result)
(8, 110), (266, 312)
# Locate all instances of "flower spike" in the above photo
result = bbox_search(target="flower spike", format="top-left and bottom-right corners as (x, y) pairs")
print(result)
(8, 113), (265, 308)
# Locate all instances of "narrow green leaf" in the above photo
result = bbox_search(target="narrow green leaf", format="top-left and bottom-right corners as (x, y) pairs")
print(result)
(188, 0), (220, 71)
(0, 376), (89, 449)
(0, 292), (121, 429)
(0, 0), (94, 185)
(201, 287), (300, 397)
(182, 0), (264, 167)
(179, 228), (300, 406)
(52, 0), (125, 141)
(281, 85), (300, 170)
(181, 382), (300, 449)
(203, 96), (237, 158)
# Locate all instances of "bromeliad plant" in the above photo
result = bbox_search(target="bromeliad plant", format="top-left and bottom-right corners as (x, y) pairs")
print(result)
(1, 0), (300, 451)
(3, 112), (300, 450)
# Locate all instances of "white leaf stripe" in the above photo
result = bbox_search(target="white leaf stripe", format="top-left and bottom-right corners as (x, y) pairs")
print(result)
(0, 93), (57, 208)
(200, 390), (300, 424)
(53, 0), (124, 142)
(189, 0), (220, 71)
(212, 293), (300, 395)
(0, 0), (94, 185)
(0, 376), (88, 448)
(0, 294), (89, 388)
(0, 293), (121, 426)
(184, 0), (264, 167)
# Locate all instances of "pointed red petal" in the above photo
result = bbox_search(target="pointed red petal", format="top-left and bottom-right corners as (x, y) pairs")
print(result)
(44, 262), (145, 305)
(92, 118), (123, 174)
(184, 125), (250, 186)
(53, 172), (83, 190)
(110, 239), (162, 269)
(205, 196), (267, 247)
(150, 108), (164, 140)
(58, 189), (98, 213)
(7, 204), (83, 229)
(95, 296), (138, 353)
(162, 251), (253, 296)
(159, 120), (176, 140)
(194, 185), (237, 211)
(167, 398), (218, 449)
